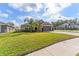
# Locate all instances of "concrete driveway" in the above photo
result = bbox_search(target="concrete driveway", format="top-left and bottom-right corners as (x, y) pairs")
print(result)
(51, 31), (79, 36)
(27, 31), (79, 56)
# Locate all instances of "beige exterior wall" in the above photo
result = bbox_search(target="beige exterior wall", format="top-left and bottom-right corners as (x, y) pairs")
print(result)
(7, 26), (10, 32)
(7, 26), (14, 32)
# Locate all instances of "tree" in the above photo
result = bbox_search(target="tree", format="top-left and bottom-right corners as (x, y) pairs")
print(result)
(23, 17), (45, 32)
(51, 20), (64, 29)
(24, 18), (35, 32)
(31, 20), (39, 31)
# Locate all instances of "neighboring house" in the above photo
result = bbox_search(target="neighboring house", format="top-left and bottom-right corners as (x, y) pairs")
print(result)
(21, 21), (53, 32)
(0, 22), (15, 33)
(56, 23), (79, 30)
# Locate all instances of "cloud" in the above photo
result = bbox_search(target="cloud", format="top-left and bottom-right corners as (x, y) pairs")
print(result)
(8, 3), (23, 10)
(25, 6), (33, 12)
(6, 10), (13, 14)
(11, 20), (19, 26)
(18, 16), (33, 20)
(76, 13), (79, 19)
(8, 3), (43, 12)
(8, 3), (72, 19)
(34, 3), (43, 12)
(0, 11), (8, 18)
(46, 13), (75, 22)
(41, 3), (72, 22)
(8, 3), (73, 22)
(43, 3), (72, 20)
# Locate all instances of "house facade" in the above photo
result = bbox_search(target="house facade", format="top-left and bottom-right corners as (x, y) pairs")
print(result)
(39, 22), (53, 32)
(21, 21), (53, 32)
(56, 23), (79, 30)
(0, 23), (15, 33)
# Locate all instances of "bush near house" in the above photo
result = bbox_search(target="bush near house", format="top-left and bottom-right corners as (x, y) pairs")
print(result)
(0, 32), (76, 56)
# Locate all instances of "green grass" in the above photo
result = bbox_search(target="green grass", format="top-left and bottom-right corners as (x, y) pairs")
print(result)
(0, 32), (76, 56)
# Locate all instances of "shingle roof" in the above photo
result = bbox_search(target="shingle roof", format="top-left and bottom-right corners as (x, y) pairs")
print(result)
(43, 22), (51, 25)
(0, 22), (14, 28)
(0, 22), (7, 26)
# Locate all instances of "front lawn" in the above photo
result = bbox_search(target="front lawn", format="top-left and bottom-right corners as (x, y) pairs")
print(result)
(0, 32), (76, 56)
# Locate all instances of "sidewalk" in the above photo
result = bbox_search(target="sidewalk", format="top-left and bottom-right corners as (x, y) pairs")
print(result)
(26, 32), (79, 56)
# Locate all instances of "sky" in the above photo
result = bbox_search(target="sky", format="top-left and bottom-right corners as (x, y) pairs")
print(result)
(0, 3), (79, 26)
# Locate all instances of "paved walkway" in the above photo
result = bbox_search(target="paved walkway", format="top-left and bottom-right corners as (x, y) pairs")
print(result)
(27, 32), (79, 56)
(52, 31), (79, 36)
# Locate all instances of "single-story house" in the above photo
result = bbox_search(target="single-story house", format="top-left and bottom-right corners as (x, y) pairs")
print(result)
(56, 23), (79, 30)
(0, 22), (15, 33)
(21, 21), (53, 32)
